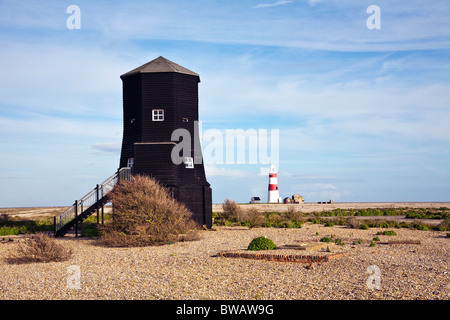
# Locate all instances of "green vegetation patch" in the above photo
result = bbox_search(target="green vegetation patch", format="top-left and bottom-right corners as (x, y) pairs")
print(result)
(0, 214), (53, 236)
(379, 230), (397, 236)
(320, 236), (334, 243)
(247, 236), (277, 251)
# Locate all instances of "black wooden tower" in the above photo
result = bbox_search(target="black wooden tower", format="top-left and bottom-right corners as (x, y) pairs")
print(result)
(119, 56), (212, 228)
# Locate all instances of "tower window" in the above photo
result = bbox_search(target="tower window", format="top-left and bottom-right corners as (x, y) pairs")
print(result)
(127, 158), (134, 168)
(152, 109), (164, 121)
(184, 157), (194, 169)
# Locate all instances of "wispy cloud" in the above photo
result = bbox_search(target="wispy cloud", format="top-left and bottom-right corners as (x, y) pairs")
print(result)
(1, 0), (449, 205)
(204, 165), (254, 178)
(251, 1), (293, 9)
(307, 0), (324, 6)
(90, 142), (121, 154)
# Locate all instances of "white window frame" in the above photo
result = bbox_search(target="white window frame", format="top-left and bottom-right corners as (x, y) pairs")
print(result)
(152, 109), (164, 121)
(127, 158), (134, 168)
(184, 157), (194, 169)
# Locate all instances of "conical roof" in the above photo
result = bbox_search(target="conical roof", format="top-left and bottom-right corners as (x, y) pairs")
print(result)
(121, 56), (199, 78)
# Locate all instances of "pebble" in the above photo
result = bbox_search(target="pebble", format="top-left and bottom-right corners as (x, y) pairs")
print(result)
(0, 224), (448, 299)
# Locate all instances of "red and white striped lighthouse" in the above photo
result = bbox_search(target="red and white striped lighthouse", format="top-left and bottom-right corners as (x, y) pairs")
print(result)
(268, 164), (280, 203)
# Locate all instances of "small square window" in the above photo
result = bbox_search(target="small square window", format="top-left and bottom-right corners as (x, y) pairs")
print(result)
(184, 157), (194, 169)
(127, 158), (134, 168)
(152, 109), (164, 121)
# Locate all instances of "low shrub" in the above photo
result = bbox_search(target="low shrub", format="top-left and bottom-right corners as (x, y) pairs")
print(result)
(415, 224), (429, 231)
(6, 232), (73, 264)
(263, 212), (285, 228)
(379, 230), (397, 236)
(0, 217), (53, 235)
(405, 209), (450, 220)
(360, 223), (369, 230)
(81, 215), (101, 238)
(100, 175), (200, 247)
(239, 208), (265, 228)
(0, 213), (10, 223)
(283, 206), (305, 223)
(0, 225), (28, 236)
(247, 236), (276, 251)
(320, 236), (334, 243)
(347, 217), (361, 229)
(438, 219), (449, 231)
(220, 199), (243, 223)
(286, 220), (303, 228)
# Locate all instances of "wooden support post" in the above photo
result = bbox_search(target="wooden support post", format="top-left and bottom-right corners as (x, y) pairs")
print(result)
(100, 185), (104, 225)
(53, 216), (57, 235)
(74, 200), (78, 237)
(101, 204), (104, 225)
(96, 184), (100, 224)
(80, 200), (83, 237)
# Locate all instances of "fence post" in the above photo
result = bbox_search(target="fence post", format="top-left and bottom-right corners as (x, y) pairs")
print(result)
(80, 199), (83, 237)
(74, 200), (78, 237)
(96, 184), (100, 224)
(100, 184), (104, 225)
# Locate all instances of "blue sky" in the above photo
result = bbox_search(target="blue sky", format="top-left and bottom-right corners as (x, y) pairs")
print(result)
(0, 0), (449, 207)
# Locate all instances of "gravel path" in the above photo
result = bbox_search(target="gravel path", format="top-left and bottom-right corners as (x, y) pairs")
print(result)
(0, 224), (448, 300)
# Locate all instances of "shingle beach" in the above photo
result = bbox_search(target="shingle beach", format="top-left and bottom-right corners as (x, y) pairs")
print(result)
(1, 223), (448, 300)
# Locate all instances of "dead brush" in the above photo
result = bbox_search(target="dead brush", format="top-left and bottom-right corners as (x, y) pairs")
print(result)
(6, 232), (73, 264)
(220, 199), (243, 222)
(283, 206), (305, 223)
(99, 175), (201, 247)
(239, 208), (265, 228)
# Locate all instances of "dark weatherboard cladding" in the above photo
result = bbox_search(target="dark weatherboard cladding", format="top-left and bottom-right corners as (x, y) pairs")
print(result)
(119, 56), (212, 228)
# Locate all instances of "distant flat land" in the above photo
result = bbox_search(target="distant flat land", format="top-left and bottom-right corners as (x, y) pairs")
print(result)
(0, 202), (448, 230)
(213, 202), (450, 226)
(0, 206), (113, 219)
(1, 202), (449, 220)
(212, 202), (450, 213)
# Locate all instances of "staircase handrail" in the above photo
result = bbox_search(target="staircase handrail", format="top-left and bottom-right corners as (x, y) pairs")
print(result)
(54, 167), (131, 234)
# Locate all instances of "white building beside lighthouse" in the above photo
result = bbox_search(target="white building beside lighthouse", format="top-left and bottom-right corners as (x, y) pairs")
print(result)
(268, 164), (280, 203)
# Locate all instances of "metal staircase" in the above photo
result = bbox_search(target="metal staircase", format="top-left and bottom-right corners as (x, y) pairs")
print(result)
(54, 167), (131, 237)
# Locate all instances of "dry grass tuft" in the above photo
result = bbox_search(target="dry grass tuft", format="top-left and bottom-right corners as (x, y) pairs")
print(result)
(6, 232), (73, 264)
(99, 175), (201, 247)
(239, 208), (266, 228)
(220, 199), (243, 222)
